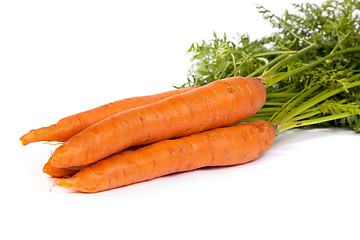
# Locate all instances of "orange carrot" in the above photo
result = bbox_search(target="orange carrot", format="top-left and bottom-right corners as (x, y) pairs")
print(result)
(20, 86), (197, 145)
(49, 76), (267, 168)
(56, 120), (275, 192)
(43, 162), (79, 178)
(43, 148), (138, 178)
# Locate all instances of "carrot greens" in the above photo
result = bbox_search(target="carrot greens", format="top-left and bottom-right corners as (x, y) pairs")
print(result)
(182, 0), (360, 133)
(22, 0), (360, 192)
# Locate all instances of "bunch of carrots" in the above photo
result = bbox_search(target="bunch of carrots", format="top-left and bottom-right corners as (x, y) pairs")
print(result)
(21, 0), (359, 193)
(21, 77), (275, 192)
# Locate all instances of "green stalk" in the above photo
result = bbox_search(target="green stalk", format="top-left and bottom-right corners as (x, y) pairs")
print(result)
(290, 110), (322, 122)
(263, 102), (289, 106)
(266, 92), (297, 98)
(230, 53), (237, 75)
(281, 76), (360, 123)
(253, 50), (298, 57)
(257, 107), (281, 113)
(227, 53), (253, 78)
(290, 97), (353, 122)
(269, 85), (321, 123)
(247, 52), (294, 78)
(218, 62), (231, 79)
(243, 115), (274, 122)
(277, 112), (356, 133)
(261, 43), (316, 79)
(265, 46), (360, 87)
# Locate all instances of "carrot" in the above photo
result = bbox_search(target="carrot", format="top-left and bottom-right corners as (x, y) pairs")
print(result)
(43, 162), (79, 178)
(48, 76), (267, 168)
(56, 120), (275, 192)
(20, 86), (197, 145)
(43, 148), (138, 178)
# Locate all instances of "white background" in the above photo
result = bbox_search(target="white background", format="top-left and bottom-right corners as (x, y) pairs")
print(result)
(1, 0), (359, 239)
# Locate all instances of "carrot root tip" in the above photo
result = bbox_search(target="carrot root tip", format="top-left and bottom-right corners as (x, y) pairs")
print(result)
(19, 138), (27, 146)
(56, 179), (74, 189)
(20, 130), (36, 146)
(48, 156), (58, 166)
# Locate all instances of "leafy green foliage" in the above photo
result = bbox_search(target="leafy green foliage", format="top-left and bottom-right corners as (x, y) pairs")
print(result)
(181, 0), (360, 133)
(185, 33), (271, 87)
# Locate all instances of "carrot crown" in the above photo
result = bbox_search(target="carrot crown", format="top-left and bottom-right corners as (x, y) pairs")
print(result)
(181, 0), (360, 133)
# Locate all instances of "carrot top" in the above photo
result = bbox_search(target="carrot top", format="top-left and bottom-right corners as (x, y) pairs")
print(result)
(181, 0), (360, 133)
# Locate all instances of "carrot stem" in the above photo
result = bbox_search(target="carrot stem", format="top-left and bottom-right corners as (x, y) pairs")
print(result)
(261, 43), (316, 80)
(277, 112), (356, 133)
(265, 46), (360, 87)
(281, 77), (360, 123)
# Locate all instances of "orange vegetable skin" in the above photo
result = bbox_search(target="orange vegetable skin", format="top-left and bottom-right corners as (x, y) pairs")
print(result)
(43, 148), (137, 178)
(20, 86), (197, 145)
(43, 162), (79, 178)
(56, 120), (276, 193)
(49, 77), (266, 168)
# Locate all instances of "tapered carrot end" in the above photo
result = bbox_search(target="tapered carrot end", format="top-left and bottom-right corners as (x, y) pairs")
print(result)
(20, 130), (35, 146)
(56, 178), (75, 190)
(48, 155), (61, 168)
(56, 175), (98, 193)
(43, 162), (51, 175)
(20, 125), (65, 145)
(43, 162), (78, 178)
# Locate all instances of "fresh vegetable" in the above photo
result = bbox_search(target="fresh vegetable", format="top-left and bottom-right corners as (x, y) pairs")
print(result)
(43, 162), (79, 178)
(48, 76), (267, 168)
(20, 86), (197, 145)
(43, 147), (139, 178)
(183, 0), (360, 132)
(21, 0), (360, 193)
(56, 120), (275, 192)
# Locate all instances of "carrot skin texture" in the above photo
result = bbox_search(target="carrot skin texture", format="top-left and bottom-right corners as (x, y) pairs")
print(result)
(19, 87), (197, 145)
(43, 148), (137, 178)
(56, 120), (276, 193)
(50, 77), (267, 168)
(43, 162), (78, 178)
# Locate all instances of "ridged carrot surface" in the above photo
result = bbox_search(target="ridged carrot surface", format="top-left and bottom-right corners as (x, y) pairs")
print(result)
(43, 148), (137, 178)
(56, 120), (276, 192)
(20, 86), (197, 145)
(49, 76), (266, 168)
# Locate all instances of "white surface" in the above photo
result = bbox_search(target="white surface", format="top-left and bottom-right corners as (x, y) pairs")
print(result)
(1, 0), (359, 239)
